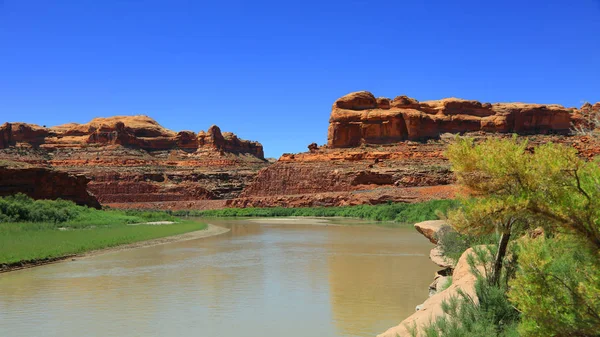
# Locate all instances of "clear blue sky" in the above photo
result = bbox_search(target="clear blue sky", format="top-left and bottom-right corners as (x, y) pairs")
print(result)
(1, 0), (599, 158)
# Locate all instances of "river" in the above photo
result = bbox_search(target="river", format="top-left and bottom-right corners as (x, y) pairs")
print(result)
(0, 218), (438, 337)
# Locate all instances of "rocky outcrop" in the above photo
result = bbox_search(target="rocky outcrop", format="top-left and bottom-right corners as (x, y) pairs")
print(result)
(234, 91), (597, 208)
(1, 116), (264, 158)
(232, 142), (456, 207)
(0, 122), (49, 148)
(0, 166), (100, 208)
(414, 220), (452, 244)
(328, 91), (581, 148)
(377, 248), (481, 337)
(0, 116), (268, 209)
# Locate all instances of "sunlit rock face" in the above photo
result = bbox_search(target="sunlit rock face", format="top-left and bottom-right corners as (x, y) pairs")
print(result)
(328, 91), (577, 148)
(0, 116), (268, 209)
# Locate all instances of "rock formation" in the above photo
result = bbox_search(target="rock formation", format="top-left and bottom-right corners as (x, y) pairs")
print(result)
(328, 91), (576, 147)
(414, 220), (452, 245)
(0, 164), (101, 208)
(0, 116), (264, 158)
(0, 116), (268, 209)
(232, 91), (597, 208)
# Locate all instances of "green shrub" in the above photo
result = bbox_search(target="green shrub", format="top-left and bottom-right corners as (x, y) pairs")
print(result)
(509, 235), (600, 337)
(175, 199), (459, 224)
(416, 246), (520, 337)
(0, 194), (176, 226)
(437, 230), (497, 262)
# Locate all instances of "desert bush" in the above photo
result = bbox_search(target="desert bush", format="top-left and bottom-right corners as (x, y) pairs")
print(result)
(416, 246), (520, 337)
(509, 235), (600, 337)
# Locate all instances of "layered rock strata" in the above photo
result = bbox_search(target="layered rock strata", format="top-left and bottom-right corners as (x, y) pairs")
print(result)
(0, 164), (101, 208)
(233, 92), (597, 208)
(0, 116), (267, 208)
(328, 91), (579, 147)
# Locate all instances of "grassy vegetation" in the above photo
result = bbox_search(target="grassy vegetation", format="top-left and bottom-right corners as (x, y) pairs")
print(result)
(174, 199), (459, 224)
(0, 194), (207, 266)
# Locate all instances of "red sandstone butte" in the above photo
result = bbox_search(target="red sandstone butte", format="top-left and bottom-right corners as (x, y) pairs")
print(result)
(328, 91), (576, 147)
(0, 116), (268, 209)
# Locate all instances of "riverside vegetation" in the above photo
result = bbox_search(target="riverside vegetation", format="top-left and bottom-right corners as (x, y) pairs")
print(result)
(415, 136), (600, 337)
(0, 194), (207, 267)
(175, 199), (459, 226)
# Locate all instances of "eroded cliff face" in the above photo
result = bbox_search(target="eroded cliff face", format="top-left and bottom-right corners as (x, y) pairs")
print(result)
(0, 116), (264, 158)
(328, 91), (579, 147)
(0, 164), (101, 208)
(232, 92), (598, 208)
(0, 116), (268, 209)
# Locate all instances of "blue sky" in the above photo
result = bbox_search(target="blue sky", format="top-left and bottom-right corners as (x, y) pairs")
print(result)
(1, 0), (599, 158)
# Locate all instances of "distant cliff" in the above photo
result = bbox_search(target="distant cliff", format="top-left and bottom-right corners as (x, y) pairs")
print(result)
(327, 91), (597, 147)
(233, 91), (599, 208)
(0, 116), (268, 209)
(0, 115), (264, 158)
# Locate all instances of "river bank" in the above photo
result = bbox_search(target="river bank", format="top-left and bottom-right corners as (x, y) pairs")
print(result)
(0, 223), (230, 274)
(377, 220), (470, 337)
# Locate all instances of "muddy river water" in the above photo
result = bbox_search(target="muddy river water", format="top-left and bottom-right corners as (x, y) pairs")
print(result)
(0, 218), (438, 337)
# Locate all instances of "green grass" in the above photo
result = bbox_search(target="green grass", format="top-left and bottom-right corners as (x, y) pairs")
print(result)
(0, 194), (208, 265)
(0, 221), (207, 265)
(174, 199), (459, 224)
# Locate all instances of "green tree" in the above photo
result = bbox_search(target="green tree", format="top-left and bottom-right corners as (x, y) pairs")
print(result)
(446, 136), (600, 336)
(509, 235), (600, 336)
(446, 137), (537, 285)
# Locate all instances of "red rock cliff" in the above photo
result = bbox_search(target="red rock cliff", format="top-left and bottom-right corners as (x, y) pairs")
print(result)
(328, 91), (577, 147)
(0, 165), (101, 208)
(0, 116), (264, 158)
(234, 92), (598, 208)
(0, 116), (268, 209)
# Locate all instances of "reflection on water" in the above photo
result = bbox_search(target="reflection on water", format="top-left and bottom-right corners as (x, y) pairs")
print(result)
(0, 218), (438, 337)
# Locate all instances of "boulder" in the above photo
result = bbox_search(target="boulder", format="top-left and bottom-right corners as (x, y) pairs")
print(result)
(430, 246), (455, 269)
(414, 220), (451, 244)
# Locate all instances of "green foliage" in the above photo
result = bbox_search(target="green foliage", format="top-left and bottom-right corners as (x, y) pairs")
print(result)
(437, 229), (497, 262)
(174, 199), (459, 224)
(0, 194), (202, 265)
(447, 136), (600, 251)
(0, 220), (207, 265)
(0, 193), (177, 226)
(509, 235), (600, 337)
(418, 246), (520, 337)
(443, 136), (600, 336)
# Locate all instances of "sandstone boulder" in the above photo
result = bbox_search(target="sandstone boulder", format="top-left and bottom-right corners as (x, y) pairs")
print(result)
(414, 220), (451, 244)
(430, 246), (455, 269)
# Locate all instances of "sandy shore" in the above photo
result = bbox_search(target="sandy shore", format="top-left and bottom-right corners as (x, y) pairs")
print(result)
(0, 224), (230, 274)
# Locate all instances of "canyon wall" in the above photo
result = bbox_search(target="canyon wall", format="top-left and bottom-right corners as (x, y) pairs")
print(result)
(0, 165), (101, 208)
(232, 91), (598, 208)
(0, 116), (264, 158)
(0, 116), (268, 209)
(328, 91), (575, 147)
